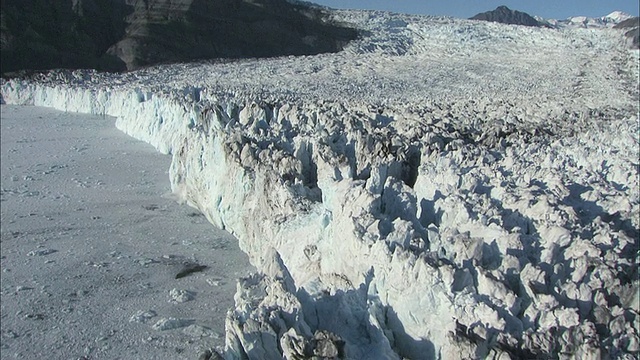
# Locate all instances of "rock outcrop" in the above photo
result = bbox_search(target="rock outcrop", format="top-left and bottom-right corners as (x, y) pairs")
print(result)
(1, 0), (131, 73)
(614, 17), (640, 48)
(0, 0), (357, 74)
(614, 16), (640, 29)
(470, 6), (541, 27)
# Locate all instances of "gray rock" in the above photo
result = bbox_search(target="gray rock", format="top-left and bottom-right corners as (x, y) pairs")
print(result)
(1, 0), (357, 74)
(614, 17), (640, 29)
(470, 6), (541, 27)
(312, 331), (343, 358)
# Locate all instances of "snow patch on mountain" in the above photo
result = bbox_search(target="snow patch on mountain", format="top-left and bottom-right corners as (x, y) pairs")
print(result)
(605, 11), (635, 23)
(2, 8), (639, 359)
(537, 11), (635, 29)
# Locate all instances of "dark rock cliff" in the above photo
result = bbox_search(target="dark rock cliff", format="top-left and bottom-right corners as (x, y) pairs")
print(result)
(614, 16), (640, 29)
(614, 17), (639, 48)
(470, 6), (540, 27)
(1, 0), (131, 73)
(1, 0), (358, 74)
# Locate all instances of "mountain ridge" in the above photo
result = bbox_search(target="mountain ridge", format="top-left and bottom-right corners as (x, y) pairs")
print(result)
(0, 0), (358, 74)
(469, 6), (540, 27)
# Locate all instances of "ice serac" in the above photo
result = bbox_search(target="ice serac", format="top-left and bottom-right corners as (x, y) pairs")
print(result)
(2, 8), (639, 359)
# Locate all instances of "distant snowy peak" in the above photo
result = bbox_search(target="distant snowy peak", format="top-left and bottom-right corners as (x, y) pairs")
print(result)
(537, 11), (635, 29)
(604, 11), (634, 23)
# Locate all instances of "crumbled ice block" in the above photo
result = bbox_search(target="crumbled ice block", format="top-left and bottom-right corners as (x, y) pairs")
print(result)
(129, 310), (157, 324)
(168, 288), (195, 303)
(182, 324), (220, 338)
(152, 317), (194, 331)
(206, 278), (223, 286)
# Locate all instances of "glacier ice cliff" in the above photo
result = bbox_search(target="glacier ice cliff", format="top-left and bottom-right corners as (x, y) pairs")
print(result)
(2, 9), (639, 360)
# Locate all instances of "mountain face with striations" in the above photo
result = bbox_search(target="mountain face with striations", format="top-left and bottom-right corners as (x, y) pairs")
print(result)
(615, 16), (640, 29)
(614, 16), (640, 48)
(0, 0), (357, 74)
(470, 5), (540, 27)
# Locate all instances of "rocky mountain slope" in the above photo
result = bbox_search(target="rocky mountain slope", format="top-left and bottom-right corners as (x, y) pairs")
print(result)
(0, 0), (357, 74)
(614, 17), (640, 48)
(616, 16), (640, 29)
(470, 6), (540, 27)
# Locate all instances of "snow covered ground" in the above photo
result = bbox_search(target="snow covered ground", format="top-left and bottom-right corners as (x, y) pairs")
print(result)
(0, 105), (252, 359)
(2, 7), (639, 359)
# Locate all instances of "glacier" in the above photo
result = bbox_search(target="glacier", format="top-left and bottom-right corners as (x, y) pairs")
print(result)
(2, 8), (639, 360)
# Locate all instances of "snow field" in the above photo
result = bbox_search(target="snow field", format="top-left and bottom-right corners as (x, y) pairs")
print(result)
(0, 105), (252, 359)
(2, 8), (639, 359)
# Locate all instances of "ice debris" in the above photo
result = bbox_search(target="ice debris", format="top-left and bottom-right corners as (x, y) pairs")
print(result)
(129, 310), (157, 324)
(152, 317), (195, 331)
(169, 288), (195, 303)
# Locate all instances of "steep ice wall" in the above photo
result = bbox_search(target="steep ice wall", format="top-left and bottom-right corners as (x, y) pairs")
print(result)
(3, 77), (638, 359)
(1, 81), (435, 357)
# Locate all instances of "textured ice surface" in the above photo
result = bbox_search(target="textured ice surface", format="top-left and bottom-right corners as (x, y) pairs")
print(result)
(2, 8), (639, 359)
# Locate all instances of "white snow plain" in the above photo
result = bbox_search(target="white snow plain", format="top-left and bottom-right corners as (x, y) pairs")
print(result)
(2, 8), (639, 360)
(0, 105), (253, 359)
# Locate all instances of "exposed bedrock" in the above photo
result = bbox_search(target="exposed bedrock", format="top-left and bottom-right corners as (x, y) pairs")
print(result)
(0, 0), (357, 73)
(2, 80), (639, 359)
(469, 6), (541, 27)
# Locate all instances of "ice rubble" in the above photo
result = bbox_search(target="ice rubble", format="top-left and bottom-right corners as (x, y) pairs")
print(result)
(2, 8), (640, 360)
